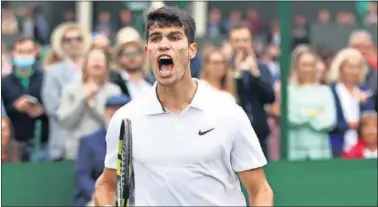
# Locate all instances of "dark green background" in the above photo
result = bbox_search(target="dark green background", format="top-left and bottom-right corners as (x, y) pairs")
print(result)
(2, 159), (377, 206)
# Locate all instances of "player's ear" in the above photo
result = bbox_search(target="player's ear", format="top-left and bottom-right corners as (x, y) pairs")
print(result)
(188, 43), (197, 59)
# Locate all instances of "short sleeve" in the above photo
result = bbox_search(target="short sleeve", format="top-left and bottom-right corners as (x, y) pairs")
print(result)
(104, 107), (124, 169)
(231, 106), (267, 172)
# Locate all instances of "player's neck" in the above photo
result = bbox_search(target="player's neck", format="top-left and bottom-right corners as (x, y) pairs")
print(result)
(157, 77), (197, 113)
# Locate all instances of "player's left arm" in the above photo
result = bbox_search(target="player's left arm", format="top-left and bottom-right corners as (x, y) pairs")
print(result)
(231, 105), (274, 206)
(238, 167), (273, 206)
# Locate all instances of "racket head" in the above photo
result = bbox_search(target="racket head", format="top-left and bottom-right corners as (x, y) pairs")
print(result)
(116, 119), (133, 207)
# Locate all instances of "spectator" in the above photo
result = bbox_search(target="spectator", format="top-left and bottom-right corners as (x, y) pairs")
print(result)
(292, 14), (310, 49)
(229, 23), (275, 157)
(56, 48), (122, 160)
(207, 8), (226, 39)
(18, 7), (49, 45)
(317, 9), (331, 24)
(62, 10), (75, 23)
(1, 8), (19, 35)
(110, 31), (152, 99)
(261, 45), (281, 82)
(365, 2), (377, 26)
(91, 33), (111, 53)
(95, 11), (114, 38)
(266, 19), (280, 46)
(223, 10), (242, 32)
(287, 48), (336, 161)
(348, 30), (377, 92)
(75, 95), (130, 206)
(328, 48), (375, 157)
(42, 22), (91, 161)
(200, 48), (237, 102)
(1, 116), (20, 163)
(1, 37), (49, 162)
(2, 42), (12, 76)
(343, 111), (377, 159)
(117, 9), (133, 30)
(246, 8), (264, 36)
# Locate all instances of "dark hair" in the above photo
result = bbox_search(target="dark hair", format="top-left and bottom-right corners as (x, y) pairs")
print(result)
(228, 22), (251, 37)
(145, 6), (196, 44)
(12, 36), (35, 50)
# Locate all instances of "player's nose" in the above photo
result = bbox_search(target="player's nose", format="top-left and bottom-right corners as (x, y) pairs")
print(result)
(158, 37), (171, 51)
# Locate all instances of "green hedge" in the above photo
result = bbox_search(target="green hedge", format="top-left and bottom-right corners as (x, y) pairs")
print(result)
(2, 159), (377, 206)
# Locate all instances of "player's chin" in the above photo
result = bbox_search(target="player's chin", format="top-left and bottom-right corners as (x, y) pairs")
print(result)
(156, 75), (177, 86)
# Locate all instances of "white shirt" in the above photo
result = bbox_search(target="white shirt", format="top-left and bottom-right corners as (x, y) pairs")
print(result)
(105, 79), (267, 206)
(121, 71), (152, 99)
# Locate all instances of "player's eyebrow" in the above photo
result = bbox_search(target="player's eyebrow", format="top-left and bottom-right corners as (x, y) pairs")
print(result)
(149, 31), (162, 39)
(167, 31), (183, 37)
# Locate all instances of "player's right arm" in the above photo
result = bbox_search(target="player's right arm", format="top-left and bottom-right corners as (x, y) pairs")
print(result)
(95, 168), (117, 206)
(95, 107), (124, 206)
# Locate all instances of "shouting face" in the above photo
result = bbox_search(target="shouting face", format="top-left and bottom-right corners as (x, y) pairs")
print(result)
(145, 25), (197, 86)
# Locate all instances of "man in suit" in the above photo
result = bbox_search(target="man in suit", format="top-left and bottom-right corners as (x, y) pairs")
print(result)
(74, 95), (130, 206)
(42, 22), (91, 161)
(110, 27), (153, 99)
(229, 23), (275, 158)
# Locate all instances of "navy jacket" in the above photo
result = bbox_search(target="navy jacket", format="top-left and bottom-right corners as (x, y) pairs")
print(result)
(329, 82), (375, 156)
(74, 129), (107, 206)
(236, 63), (275, 140)
(1, 67), (49, 143)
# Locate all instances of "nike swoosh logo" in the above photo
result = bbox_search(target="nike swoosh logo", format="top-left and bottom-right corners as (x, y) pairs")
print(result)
(198, 128), (215, 136)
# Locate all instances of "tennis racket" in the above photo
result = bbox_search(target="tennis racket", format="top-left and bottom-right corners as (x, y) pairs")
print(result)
(116, 119), (133, 207)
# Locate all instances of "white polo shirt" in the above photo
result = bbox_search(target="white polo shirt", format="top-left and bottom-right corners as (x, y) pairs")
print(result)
(105, 79), (267, 206)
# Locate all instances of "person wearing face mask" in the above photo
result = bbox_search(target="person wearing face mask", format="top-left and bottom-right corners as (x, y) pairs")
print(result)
(109, 27), (153, 99)
(74, 95), (130, 206)
(1, 36), (49, 162)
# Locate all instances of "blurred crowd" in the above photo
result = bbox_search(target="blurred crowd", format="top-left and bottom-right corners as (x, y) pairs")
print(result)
(1, 2), (377, 206)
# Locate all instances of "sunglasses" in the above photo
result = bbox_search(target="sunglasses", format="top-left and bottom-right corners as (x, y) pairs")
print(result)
(62, 36), (84, 44)
(119, 50), (143, 57)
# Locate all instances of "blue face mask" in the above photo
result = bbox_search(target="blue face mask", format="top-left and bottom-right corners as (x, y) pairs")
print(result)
(13, 57), (35, 69)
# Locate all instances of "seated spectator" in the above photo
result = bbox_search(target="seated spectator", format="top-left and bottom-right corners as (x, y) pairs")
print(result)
(57, 48), (122, 160)
(328, 48), (375, 157)
(110, 31), (152, 99)
(229, 23), (275, 157)
(343, 111), (377, 159)
(287, 48), (336, 161)
(1, 116), (20, 163)
(1, 37), (49, 162)
(200, 48), (237, 102)
(74, 95), (130, 206)
(42, 22), (91, 161)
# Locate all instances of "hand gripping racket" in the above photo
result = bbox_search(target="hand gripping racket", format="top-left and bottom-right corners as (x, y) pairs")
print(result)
(116, 119), (133, 207)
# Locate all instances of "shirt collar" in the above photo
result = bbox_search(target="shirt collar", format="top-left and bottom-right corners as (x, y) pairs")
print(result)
(146, 79), (208, 115)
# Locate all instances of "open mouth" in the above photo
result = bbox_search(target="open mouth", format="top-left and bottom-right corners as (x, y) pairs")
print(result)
(158, 55), (174, 75)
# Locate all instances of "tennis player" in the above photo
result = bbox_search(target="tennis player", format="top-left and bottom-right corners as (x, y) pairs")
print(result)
(95, 6), (273, 206)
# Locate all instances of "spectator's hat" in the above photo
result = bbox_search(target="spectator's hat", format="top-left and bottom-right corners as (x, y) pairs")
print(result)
(51, 22), (92, 59)
(113, 27), (145, 62)
(106, 95), (131, 107)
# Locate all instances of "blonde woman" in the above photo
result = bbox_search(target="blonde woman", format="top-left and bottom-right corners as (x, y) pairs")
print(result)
(57, 48), (122, 160)
(327, 48), (374, 157)
(287, 48), (336, 161)
(200, 48), (237, 103)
